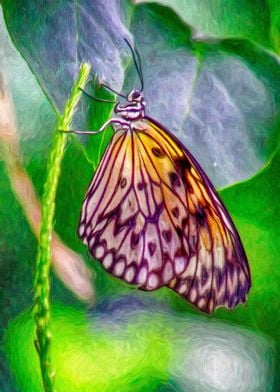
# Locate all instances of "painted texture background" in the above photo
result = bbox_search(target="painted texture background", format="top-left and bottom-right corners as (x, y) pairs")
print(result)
(0, 1), (279, 391)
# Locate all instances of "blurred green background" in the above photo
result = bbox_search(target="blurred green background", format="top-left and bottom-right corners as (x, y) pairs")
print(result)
(0, 1), (279, 391)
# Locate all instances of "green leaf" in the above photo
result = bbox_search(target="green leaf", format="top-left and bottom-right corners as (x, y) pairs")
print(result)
(135, 0), (273, 49)
(125, 4), (280, 188)
(2, 2), (280, 186)
(268, 0), (280, 53)
(1, 0), (133, 112)
(1, 3), (280, 389)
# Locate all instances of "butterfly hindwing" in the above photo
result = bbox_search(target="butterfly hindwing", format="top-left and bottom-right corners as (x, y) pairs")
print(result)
(79, 117), (251, 313)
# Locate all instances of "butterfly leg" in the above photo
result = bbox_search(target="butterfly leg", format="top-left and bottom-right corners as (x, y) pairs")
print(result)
(58, 118), (130, 135)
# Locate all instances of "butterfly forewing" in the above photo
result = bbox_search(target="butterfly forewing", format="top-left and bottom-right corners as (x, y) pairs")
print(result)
(79, 117), (250, 313)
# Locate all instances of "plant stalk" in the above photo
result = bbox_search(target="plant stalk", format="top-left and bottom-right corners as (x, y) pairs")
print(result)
(33, 63), (91, 392)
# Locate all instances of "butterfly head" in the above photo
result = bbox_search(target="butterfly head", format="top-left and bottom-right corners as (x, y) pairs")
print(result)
(114, 88), (146, 121)
(127, 88), (143, 102)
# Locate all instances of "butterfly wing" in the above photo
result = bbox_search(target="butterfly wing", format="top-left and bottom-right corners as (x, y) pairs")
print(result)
(144, 117), (251, 313)
(79, 118), (251, 313)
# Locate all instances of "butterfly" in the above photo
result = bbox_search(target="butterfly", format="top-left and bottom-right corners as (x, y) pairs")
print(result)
(77, 41), (251, 314)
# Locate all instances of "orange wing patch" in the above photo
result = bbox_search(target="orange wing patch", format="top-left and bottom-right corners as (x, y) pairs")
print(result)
(147, 118), (250, 313)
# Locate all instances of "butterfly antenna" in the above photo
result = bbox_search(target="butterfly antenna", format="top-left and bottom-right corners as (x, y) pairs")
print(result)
(100, 83), (127, 99)
(79, 87), (116, 103)
(124, 38), (144, 91)
(134, 46), (144, 91)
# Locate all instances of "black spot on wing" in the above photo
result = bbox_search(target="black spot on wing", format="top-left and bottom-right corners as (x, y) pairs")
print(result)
(195, 207), (206, 225)
(169, 172), (180, 188)
(175, 156), (192, 173)
(171, 207), (179, 218)
(137, 182), (147, 190)
(174, 157), (193, 192)
(176, 227), (183, 238)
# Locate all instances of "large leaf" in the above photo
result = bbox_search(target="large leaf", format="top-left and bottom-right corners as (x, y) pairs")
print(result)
(1, 0), (133, 113)
(2, 2), (280, 187)
(135, 0), (274, 50)
(125, 5), (280, 187)
(269, 0), (280, 52)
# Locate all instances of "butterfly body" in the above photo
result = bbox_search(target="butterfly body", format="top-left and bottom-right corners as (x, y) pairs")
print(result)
(79, 88), (251, 313)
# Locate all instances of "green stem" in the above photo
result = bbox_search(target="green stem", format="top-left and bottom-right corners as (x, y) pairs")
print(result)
(33, 63), (91, 392)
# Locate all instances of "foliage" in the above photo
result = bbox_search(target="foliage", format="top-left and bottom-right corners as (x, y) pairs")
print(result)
(0, 1), (279, 391)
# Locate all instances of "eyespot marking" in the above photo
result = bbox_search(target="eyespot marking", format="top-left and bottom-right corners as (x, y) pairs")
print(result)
(131, 232), (140, 247)
(120, 178), (127, 188)
(152, 147), (165, 158)
(148, 242), (156, 256)
(171, 207), (179, 218)
(162, 230), (172, 242)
